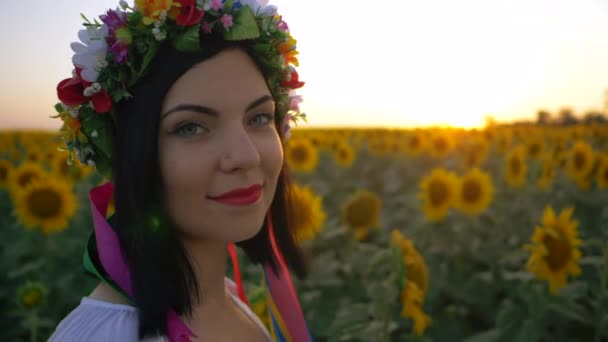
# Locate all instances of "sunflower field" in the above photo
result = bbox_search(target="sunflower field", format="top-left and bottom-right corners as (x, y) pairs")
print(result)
(1, 124), (608, 341)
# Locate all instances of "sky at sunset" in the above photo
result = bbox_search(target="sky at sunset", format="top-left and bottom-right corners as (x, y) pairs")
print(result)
(1, 0), (607, 130)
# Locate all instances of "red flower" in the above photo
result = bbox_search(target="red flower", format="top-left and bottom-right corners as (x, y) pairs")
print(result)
(57, 78), (88, 107)
(56, 67), (112, 113)
(280, 69), (305, 89)
(175, 0), (204, 26)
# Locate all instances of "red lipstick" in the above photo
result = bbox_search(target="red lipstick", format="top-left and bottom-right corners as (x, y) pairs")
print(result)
(207, 184), (262, 206)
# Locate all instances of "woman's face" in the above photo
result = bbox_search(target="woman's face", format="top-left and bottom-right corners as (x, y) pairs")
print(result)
(158, 48), (283, 243)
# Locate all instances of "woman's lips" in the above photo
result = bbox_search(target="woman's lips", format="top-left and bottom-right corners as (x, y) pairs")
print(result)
(207, 184), (262, 206)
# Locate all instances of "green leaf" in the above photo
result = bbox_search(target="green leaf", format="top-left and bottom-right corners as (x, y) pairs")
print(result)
(173, 25), (201, 52)
(549, 301), (594, 326)
(579, 256), (605, 267)
(222, 0), (234, 13)
(94, 149), (113, 180)
(462, 329), (501, 342)
(79, 109), (113, 159)
(223, 7), (260, 40)
(139, 42), (160, 75)
(54, 103), (65, 113)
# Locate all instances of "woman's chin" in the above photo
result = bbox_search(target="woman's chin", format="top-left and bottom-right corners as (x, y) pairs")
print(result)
(231, 224), (264, 243)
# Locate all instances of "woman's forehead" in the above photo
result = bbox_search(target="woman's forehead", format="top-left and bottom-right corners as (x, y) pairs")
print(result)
(163, 49), (271, 108)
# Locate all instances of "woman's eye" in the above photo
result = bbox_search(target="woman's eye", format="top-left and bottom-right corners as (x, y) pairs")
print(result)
(250, 113), (274, 127)
(173, 122), (207, 137)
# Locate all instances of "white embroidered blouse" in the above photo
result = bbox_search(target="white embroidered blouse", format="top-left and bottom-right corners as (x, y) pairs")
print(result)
(48, 277), (272, 342)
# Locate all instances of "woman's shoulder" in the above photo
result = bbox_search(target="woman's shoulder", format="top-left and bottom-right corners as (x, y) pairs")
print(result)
(48, 297), (141, 342)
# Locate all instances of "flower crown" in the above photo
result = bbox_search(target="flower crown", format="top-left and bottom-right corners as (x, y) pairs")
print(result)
(53, 0), (306, 179)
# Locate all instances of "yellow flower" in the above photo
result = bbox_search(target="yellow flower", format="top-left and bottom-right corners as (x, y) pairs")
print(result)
(461, 138), (488, 169)
(455, 168), (494, 216)
(418, 168), (459, 222)
(8, 147), (22, 162)
(287, 183), (326, 242)
(526, 136), (545, 160)
(597, 155), (608, 189)
(504, 146), (527, 188)
(391, 230), (431, 336)
(524, 206), (583, 294)
(8, 162), (48, 197)
(52, 153), (75, 180)
(25, 147), (43, 163)
(566, 141), (595, 182)
(405, 130), (426, 156)
(285, 138), (319, 173)
(0, 159), (13, 188)
(14, 178), (77, 234)
(135, 0), (179, 25)
(428, 131), (454, 159)
(367, 137), (390, 156)
(331, 141), (355, 168)
(17, 282), (47, 310)
(537, 154), (556, 191)
(495, 130), (512, 154)
(342, 190), (382, 231)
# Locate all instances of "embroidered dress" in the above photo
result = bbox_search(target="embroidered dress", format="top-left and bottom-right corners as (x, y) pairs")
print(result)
(48, 277), (273, 342)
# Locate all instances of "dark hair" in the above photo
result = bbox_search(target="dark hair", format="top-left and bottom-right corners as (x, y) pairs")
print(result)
(111, 35), (309, 339)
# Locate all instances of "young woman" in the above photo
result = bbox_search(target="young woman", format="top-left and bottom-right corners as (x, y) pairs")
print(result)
(48, 1), (312, 341)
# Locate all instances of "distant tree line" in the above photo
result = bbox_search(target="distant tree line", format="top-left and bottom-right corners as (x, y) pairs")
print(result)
(535, 108), (607, 125)
(486, 108), (607, 127)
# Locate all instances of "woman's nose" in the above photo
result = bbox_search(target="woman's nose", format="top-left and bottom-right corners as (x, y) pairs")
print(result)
(218, 127), (261, 172)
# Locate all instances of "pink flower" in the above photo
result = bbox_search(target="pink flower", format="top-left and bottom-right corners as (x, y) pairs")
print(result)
(220, 14), (233, 28)
(289, 95), (303, 111)
(202, 21), (213, 34)
(276, 15), (289, 31)
(211, 0), (223, 10)
(100, 9), (131, 64)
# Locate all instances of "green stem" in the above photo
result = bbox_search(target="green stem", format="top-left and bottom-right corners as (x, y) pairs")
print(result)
(593, 243), (608, 342)
(382, 314), (390, 342)
(29, 309), (39, 342)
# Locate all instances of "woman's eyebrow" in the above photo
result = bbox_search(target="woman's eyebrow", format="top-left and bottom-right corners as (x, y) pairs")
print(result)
(161, 95), (274, 120)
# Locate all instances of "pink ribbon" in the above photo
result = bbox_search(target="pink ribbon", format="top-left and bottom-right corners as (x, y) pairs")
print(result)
(89, 182), (196, 342)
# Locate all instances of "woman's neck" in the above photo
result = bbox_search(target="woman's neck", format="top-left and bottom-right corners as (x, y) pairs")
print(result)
(180, 237), (231, 309)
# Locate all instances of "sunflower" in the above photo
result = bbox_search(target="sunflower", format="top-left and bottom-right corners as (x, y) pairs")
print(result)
(428, 131), (454, 159)
(418, 168), (459, 222)
(597, 155), (608, 189)
(455, 168), (493, 216)
(8, 147), (23, 162)
(405, 130), (426, 156)
(287, 183), (326, 242)
(332, 141), (355, 168)
(367, 137), (390, 156)
(391, 230), (431, 336)
(566, 141), (594, 182)
(342, 190), (382, 234)
(285, 138), (319, 173)
(537, 155), (556, 191)
(52, 152), (74, 180)
(504, 146), (528, 188)
(495, 130), (512, 154)
(25, 148), (43, 163)
(524, 206), (583, 294)
(13, 178), (77, 234)
(8, 162), (48, 196)
(0, 159), (13, 188)
(17, 281), (47, 310)
(525, 136), (545, 160)
(461, 138), (489, 169)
